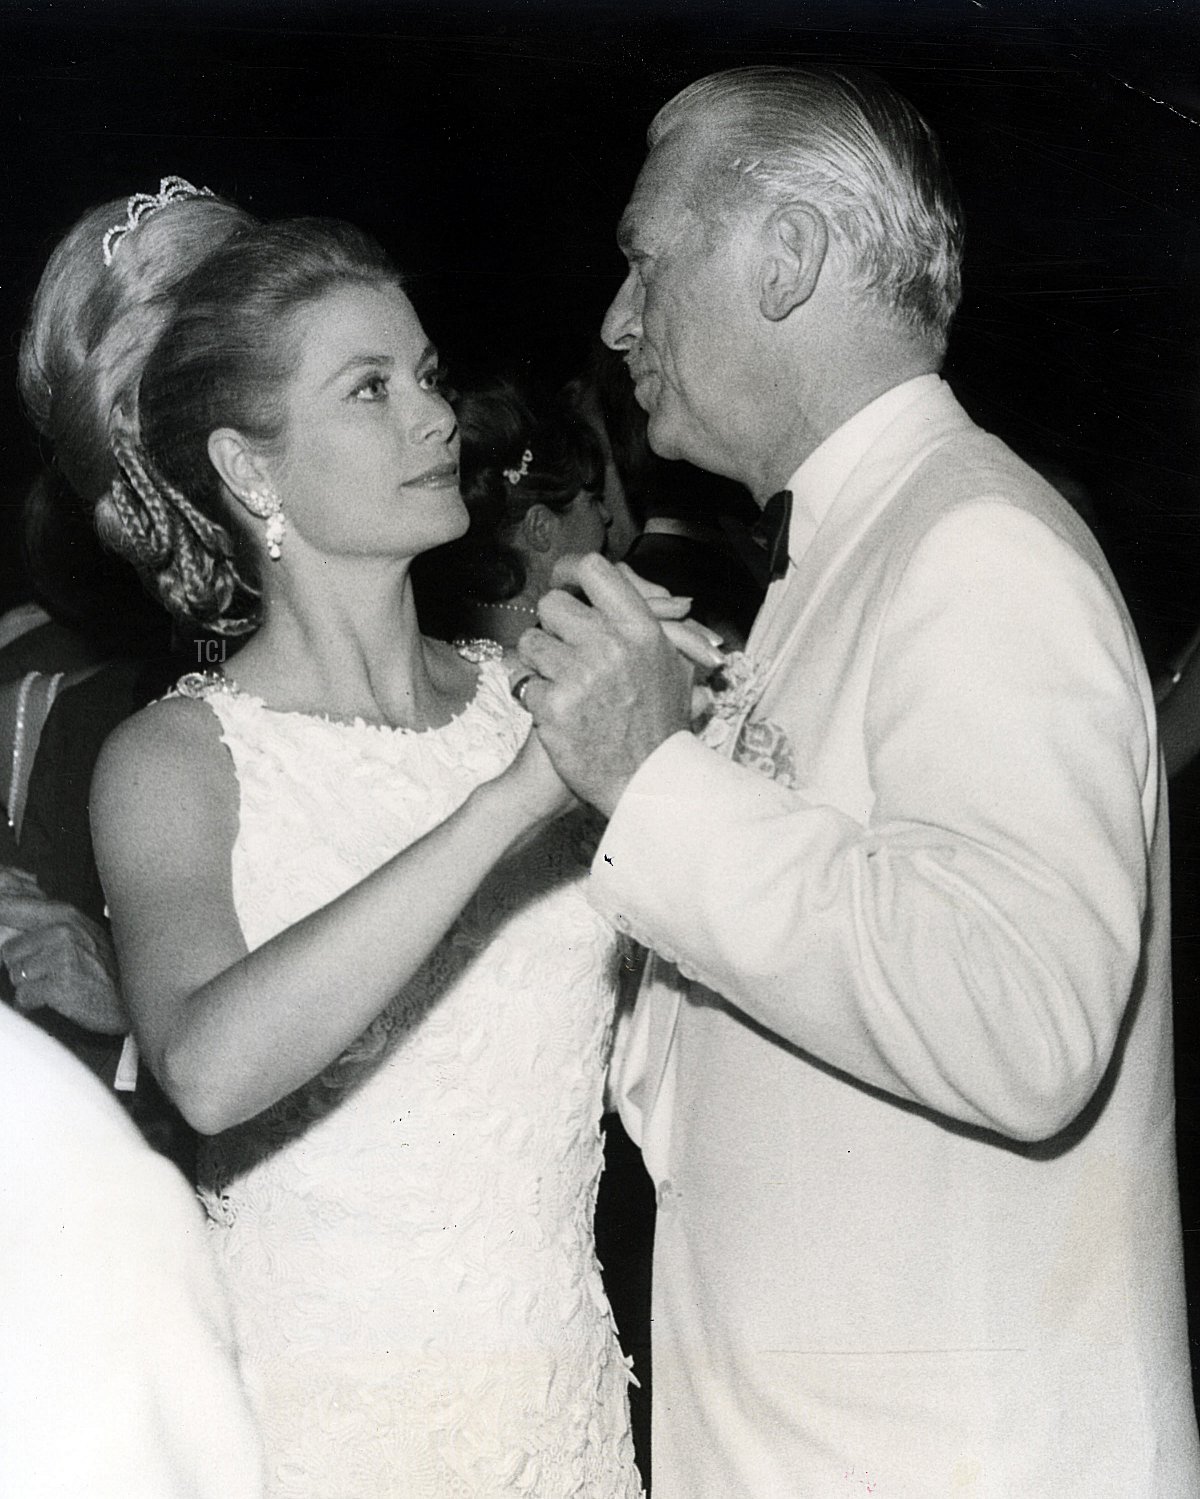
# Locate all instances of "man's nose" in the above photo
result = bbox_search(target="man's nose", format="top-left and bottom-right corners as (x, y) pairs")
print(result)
(601, 271), (640, 351)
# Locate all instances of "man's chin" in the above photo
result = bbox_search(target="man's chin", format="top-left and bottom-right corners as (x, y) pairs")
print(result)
(644, 407), (686, 462)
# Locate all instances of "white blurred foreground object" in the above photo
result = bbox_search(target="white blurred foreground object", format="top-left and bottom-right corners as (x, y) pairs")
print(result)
(0, 1005), (263, 1499)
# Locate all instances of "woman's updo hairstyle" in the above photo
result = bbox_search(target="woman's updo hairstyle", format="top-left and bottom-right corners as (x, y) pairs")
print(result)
(19, 189), (252, 516)
(21, 193), (405, 635)
(451, 379), (603, 602)
(19, 186), (252, 630)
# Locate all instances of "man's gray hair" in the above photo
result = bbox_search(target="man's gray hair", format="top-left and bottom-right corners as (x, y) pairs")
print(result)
(649, 67), (964, 347)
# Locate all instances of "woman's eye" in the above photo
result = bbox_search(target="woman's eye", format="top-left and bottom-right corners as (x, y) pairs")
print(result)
(353, 375), (389, 402)
(419, 365), (447, 394)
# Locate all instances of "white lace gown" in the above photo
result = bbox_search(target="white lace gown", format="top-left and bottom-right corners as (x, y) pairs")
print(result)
(177, 650), (642, 1499)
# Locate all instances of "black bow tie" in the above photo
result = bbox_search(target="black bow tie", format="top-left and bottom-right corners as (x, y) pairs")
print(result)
(749, 489), (793, 584)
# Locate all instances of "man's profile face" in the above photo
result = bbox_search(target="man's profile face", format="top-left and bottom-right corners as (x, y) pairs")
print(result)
(601, 126), (753, 483)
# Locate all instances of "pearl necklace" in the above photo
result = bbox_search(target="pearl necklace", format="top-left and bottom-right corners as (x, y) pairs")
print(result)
(470, 599), (539, 617)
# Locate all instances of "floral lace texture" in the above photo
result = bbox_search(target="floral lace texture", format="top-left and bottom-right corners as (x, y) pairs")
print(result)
(695, 649), (797, 786)
(178, 656), (642, 1498)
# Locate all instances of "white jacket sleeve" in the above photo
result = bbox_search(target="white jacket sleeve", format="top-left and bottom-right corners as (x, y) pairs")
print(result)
(588, 502), (1156, 1143)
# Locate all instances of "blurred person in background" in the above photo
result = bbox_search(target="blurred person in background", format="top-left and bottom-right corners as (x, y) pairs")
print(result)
(0, 1002), (263, 1499)
(418, 377), (613, 649)
(0, 469), (187, 1161)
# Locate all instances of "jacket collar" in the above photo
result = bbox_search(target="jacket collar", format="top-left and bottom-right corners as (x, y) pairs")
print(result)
(782, 374), (946, 570)
(747, 377), (977, 677)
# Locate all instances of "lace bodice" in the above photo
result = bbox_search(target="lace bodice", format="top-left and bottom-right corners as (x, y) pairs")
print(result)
(177, 650), (641, 1498)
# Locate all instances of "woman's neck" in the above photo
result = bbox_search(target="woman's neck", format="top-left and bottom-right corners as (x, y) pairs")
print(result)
(228, 558), (470, 730)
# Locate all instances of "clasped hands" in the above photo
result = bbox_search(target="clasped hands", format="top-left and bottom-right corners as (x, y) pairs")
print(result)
(514, 554), (726, 817)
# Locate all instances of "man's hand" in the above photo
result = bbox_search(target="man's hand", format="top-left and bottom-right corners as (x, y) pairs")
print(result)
(0, 869), (127, 1035)
(516, 554), (718, 815)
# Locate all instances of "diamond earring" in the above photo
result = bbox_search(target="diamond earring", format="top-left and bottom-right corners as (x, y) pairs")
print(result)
(264, 506), (286, 562)
(244, 487), (286, 561)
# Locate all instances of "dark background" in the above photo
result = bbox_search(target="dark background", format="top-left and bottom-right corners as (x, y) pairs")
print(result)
(2, 0), (1199, 656)
(2, 0), (1200, 1444)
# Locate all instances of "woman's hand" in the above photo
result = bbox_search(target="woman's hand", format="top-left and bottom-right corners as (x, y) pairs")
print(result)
(0, 869), (127, 1035)
(549, 557), (728, 675)
(503, 717), (577, 825)
(614, 562), (728, 675)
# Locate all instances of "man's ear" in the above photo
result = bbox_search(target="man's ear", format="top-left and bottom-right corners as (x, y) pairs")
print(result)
(208, 428), (274, 517)
(520, 504), (555, 554)
(758, 202), (829, 323)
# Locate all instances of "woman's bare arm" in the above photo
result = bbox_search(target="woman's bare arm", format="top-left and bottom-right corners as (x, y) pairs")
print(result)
(92, 696), (567, 1133)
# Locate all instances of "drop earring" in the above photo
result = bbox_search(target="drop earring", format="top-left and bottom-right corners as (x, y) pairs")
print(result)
(244, 487), (286, 561)
(264, 506), (286, 562)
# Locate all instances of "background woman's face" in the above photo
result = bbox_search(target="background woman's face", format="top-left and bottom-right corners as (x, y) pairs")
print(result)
(262, 281), (468, 561)
(550, 489), (611, 563)
(576, 391), (641, 561)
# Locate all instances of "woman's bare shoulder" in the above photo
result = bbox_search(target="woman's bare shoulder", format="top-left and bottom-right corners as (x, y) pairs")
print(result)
(92, 689), (238, 848)
(99, 688), (227, 771)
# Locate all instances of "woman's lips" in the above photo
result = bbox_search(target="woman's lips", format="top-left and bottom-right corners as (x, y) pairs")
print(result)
(403, 462), (459, 488)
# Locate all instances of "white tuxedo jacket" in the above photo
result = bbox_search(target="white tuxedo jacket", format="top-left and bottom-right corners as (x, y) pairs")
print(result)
(590, 379), (1199, 1498)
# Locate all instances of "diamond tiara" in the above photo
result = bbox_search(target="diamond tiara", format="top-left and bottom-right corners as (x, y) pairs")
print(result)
(102, 175), (216, 267)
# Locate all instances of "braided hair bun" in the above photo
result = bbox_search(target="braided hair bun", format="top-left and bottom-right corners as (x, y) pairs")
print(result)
(20, 186), (256, 631)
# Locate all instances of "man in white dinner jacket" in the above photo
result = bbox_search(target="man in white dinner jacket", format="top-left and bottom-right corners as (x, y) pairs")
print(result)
(517, 66), (1200, 1498)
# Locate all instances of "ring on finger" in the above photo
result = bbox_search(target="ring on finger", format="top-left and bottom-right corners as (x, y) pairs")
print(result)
(510, 673), (537, 710)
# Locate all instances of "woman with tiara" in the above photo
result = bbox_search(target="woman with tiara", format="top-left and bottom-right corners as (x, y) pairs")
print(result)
(19, 181), (715, 1497)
